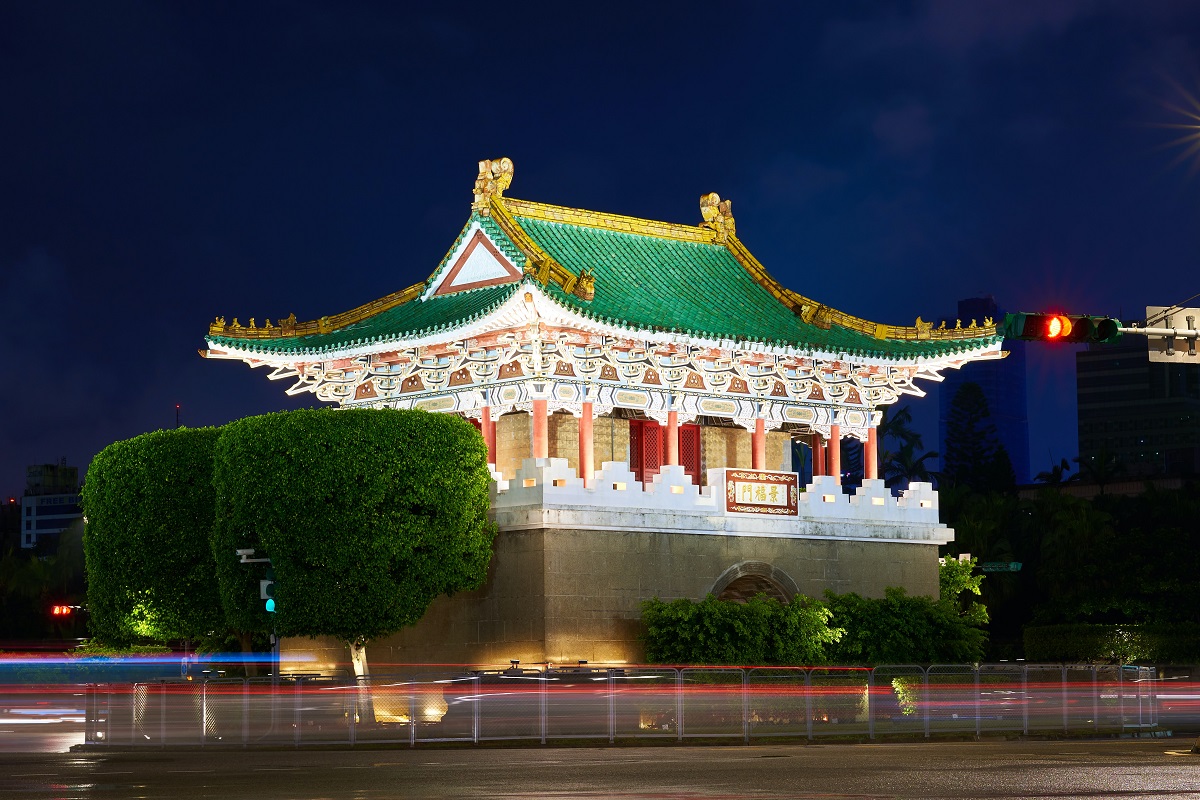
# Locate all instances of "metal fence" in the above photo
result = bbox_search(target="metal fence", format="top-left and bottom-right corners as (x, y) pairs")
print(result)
(81, 663), (1159, 748)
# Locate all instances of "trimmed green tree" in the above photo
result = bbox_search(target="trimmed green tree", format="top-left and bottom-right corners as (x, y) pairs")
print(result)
(210, 407), (496, 683)
(82, 427), (226, 646)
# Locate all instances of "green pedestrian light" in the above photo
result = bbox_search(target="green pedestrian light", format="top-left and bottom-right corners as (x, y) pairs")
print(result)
(260, 567), (277, 613)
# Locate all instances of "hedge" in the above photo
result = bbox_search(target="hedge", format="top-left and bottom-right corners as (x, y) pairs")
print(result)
(641, 593), (842, 665)
(824, 587), (987, 665)
(1023, 623), (1200, 664)
(82, 427), (225, 646)
(641, 586), (988, 667)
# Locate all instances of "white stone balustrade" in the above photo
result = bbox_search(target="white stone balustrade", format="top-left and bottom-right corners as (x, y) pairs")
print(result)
(490, 458), (953, 545)
(643, 464), (715, 509)
(849, 478), (897, 521)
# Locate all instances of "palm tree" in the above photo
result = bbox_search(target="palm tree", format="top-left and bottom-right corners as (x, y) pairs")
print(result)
(878, 405), (923, 450)
(883, 441), (939, 488)
(1035, 458), (1072, 485)
(1073, 449), (1125, 495)
(875, 405), (941, 489)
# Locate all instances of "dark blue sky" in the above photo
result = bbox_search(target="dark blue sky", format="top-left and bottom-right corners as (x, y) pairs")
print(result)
(3, 1), (1199, 494)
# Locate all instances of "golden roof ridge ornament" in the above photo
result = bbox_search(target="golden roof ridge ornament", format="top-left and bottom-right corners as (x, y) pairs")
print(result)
(472, 157), (515, 215)
(699, 192), (735, 243)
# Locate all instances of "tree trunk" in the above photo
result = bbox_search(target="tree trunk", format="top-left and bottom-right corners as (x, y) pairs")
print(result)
(239, 632), (258, 678)
(349, 641), (374, 725)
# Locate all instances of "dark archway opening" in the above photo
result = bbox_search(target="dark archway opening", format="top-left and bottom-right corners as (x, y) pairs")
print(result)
(716, 573), (790, 603)
(710, 561), (799, 605)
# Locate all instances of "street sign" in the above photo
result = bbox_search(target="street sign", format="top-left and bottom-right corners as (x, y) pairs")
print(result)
(979, 562), (1022, 573)
(1145, 306), (1200, 364)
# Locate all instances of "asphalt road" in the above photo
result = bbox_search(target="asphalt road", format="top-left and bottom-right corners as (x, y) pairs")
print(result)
(1, 739), (1197, 799)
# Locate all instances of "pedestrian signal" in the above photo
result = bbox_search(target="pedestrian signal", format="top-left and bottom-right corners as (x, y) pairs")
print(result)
(261, 568), (277, 613)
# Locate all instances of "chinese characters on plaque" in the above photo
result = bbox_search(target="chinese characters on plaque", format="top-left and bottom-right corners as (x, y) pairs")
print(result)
(723, 470), (800, 516)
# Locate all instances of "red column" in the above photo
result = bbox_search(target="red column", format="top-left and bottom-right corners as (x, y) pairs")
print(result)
(532, 398), (548, 459)
(579, 401), (595, 486)
(812, 433), (825, 477)
(752, 418), (766, 470)
(865, 426), (878, 481)
(665, 410), (679, 466)
(482, 405), (496, 466)
(828, 423), (841, 484)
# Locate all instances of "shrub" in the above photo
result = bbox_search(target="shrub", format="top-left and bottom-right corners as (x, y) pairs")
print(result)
(824, 587), (987, 665)
(1023, 622), (1200, 663)
(641, 593), (842, 665)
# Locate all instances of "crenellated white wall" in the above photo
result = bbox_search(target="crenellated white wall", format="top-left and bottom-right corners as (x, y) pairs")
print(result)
(489, 458), (953, 545)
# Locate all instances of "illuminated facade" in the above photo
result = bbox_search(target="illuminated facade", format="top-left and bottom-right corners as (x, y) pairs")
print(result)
(204, 157), (1002, 492)
(202, 158), (1006, 664)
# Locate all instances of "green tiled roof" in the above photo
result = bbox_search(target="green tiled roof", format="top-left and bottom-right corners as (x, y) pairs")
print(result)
(515, 216), (998, 360)
(207, 282), (518, 356)
(207, 207), (1001, 361)
(206, 214), (526, 357)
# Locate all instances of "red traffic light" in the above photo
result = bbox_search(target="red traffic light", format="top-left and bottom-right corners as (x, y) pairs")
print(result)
(1045, 315), (1072, 339)
(1004, 312), (1121, 343)
(50, 605), (72, 616)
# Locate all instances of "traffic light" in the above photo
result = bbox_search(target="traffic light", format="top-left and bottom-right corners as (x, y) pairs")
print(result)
(260, 568), (277, 613)
(1003, 313), (1122, 343)
(50, 604), (73, 617)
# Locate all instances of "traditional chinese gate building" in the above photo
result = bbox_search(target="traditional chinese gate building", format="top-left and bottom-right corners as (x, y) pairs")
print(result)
(203, 158), (1003, 667)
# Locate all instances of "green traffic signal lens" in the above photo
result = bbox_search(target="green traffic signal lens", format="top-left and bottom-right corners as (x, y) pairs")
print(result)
(266, 598), (276, 613)
(1093, 317), (1120, 342)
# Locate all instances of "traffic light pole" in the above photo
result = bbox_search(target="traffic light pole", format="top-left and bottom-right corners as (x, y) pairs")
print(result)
(1118, 321), (1199, 357)
(235, 548), (278, 684)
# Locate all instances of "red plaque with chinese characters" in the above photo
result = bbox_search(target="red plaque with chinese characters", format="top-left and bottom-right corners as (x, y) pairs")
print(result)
(723, 470), (800, 516)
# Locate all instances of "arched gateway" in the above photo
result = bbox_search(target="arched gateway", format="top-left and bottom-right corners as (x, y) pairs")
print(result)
(712, 561), (799, 604)
(203, 158), (1001, 667)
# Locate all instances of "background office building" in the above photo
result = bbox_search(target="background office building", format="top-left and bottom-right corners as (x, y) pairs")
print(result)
(1076, 339), (1200, 476)
(938, 297), (1031, 484)
(20, 461), (83, 550)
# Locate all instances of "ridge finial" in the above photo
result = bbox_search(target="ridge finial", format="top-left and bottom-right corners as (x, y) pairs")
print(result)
(699, 192), (735, 242)
(472, 157), (515, 214)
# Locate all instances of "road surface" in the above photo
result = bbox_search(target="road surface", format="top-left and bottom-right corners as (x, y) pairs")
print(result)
(1, 739), (1197, 799)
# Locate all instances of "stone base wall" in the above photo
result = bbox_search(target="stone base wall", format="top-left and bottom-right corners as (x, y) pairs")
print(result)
(284, 523), (940, 672)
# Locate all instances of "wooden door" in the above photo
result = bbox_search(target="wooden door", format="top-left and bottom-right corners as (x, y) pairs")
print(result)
(628, 419), (664, 484)
(679, 424), (701, 485)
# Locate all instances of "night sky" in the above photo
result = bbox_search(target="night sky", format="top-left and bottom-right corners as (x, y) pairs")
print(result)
(4, 1), (1200, 495)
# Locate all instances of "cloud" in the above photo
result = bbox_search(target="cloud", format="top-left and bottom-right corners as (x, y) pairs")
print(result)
(873, 102), (935, 156)
(0, 246), (67, 300)
(915, 0), (1097, 55)
(824, 0), (1099, 62)
(0, 248), (110, 429)
(757, 154), (848, 204)
(1002, 115), (1062, 145)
